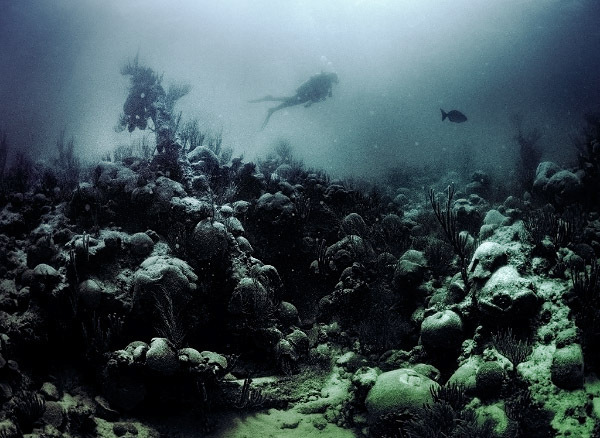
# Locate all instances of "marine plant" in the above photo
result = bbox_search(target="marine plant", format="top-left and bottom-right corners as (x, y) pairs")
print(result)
(152, 285), (187, 350)
(490, 327), (554, 436)
(54, 129), (81, 195)
(403, 401), (495, 438)
(374, 382), (493, 438)
(512, 113), (542, 193)
(492, 327), (532, 375)
(503, 383), (553, 438)
(430, 381), (468, 412)
(117, 54), (190, 147)
(4, 151), (33, 194)
(428, 185), (473, 293)
(66, 404), (97, 438)
(421, 235), (455, 280)
(345, 182), (388, 224)
(81, 312), (125, 363)
(0, 130), (7, 184)
(0, 428), (20, 438)
(178, 118), (206, 153)
(523, 206), (584, 251)
(111, 136), (153, 163)
(10, 391), (45, 434)
(574, 112), (600, 208)
(358, 293), (413, 354)
(370, 382), (481, 438)
(523, 209), (566, 248)
(314, 238), (331, 277)
(116, 55), (191, 181)
(567, 258), (600, 371)
(257, 138), (305, 184)
(234, 377), (266, 410)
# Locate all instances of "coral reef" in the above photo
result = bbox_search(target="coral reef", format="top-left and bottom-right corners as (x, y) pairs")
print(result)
(1, 65), (600, 437)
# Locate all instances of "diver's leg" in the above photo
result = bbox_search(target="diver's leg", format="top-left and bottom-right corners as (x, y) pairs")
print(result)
(261, 100), (296, 129)
(261, 108), (276, 130)
(248, 95), (290, 103)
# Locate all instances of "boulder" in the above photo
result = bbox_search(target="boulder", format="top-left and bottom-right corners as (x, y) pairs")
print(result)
(551, 344), (584, 390)
(452, 198), (482, 234)
(469, 241), (508, 283)
(40, 382), (60, 401)
(278, 301), (300, 327)
(475, 266), (539, 321)
(420, 310), (464, 353)
(533, 162), (584, 206)
(393, 250), (427, 290)
(178, 347), (203, 367)
(475, 362), (505, 399)
(255, 191), (297, 226)
(129, 232), (154, 257)
(545, 170), (584, 205)
(132, 256), (199, 337)
(78, 279), (103, 310)
(146, 338), (179, 375)
(326, 235), (374, 272)
(341, 213), (368, 238)
(42, 401), (64, 428)
(187, 146), (220, 173)
(365, 368), (440, 421)
(189, 219), (231, 268)
(94, 161), (138, 197)
(533, 162), (561, 192)
(131, 176), (187, 220)
(170, 196), (212, 224)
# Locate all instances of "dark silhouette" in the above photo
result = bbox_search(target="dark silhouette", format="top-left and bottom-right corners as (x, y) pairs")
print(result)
(250, 72), (339, 129)
(441, 109), (467, 123)
(512, 113), (542, 192)
(117, 55), (190, 151)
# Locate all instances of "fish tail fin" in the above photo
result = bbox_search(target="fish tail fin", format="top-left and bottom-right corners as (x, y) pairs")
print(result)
(441, 109), (447, 121)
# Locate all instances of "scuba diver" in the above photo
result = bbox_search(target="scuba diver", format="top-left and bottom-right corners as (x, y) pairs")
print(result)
(249, 72), (339, 129)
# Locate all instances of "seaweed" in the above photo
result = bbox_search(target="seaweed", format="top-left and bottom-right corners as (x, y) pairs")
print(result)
(234, 378), (266, 410)
(428, 185), (474, 293)
(523, 207), (583, 249)
(503, 383), (554, 438)
(152, 286), (187, 350)
(81, 312), (125, 363)
(67, 404), (97, 438)
(117, 54), (190, 180)
(178, 118), (206, 153)
(574, 112), (600, 208)
(430, 382), (468, 412)
(404, 399), (494, 438)
(492, 327), (532, 374)
(0, 130), (7, 185)
(10, 391), (45, 434)
(371, 382), (492, 438)
(567, 258), (600, 370)
(512, 113), (542, 193)
(54, 129), (81, 195)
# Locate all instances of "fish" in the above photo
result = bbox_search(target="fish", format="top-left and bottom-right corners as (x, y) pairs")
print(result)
(441, 109), (467, 123)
